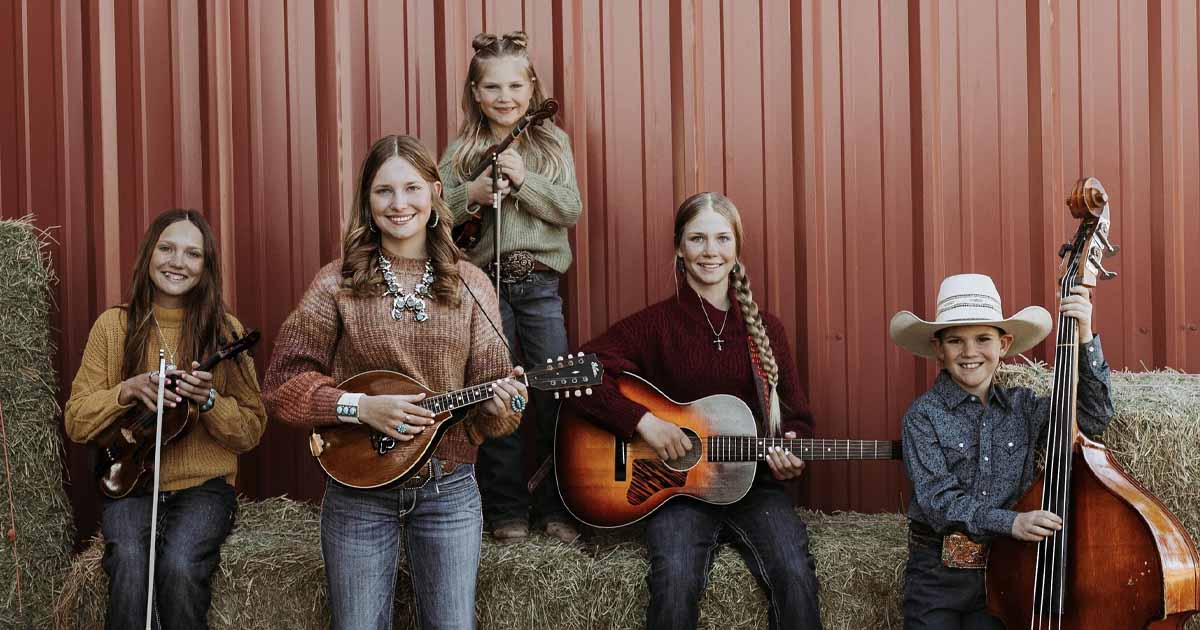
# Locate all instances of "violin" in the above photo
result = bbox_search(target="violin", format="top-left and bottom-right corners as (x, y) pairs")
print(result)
(92, 330), (260, 498)
(451, 98), (560, 251)
(985, 178), (1200, 628)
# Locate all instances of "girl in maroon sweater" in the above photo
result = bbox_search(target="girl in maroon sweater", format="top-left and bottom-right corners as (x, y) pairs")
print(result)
(569, 192), (822, 630)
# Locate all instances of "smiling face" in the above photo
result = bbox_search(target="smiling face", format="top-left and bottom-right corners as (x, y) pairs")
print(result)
(369, 156), (441, 257)
(471, 56), (534, 135)
(677, 208), (739, 295)
(149, 219), (205, 308)
(932, 324), (1014, 398)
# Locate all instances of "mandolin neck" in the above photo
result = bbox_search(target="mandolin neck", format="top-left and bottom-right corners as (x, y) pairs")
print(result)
(705, 437), (900, 462)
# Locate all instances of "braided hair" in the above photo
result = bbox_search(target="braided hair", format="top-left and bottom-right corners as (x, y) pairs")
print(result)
(673, 192), (783, 436)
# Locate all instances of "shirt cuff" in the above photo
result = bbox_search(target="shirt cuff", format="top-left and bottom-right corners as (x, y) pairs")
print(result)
(1078, 335), (1108, 374)
(980, 508), (1019, 537)
(335, 392), (363, 424)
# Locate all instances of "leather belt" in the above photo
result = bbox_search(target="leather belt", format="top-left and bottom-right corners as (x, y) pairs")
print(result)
(399, 459), (458, 489)
(489, 250), (554, 284)
(909, 521), (989, 570)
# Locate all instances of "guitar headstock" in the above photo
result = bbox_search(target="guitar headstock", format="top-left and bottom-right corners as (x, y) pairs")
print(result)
(1060, 177), (1119, 290)
(527, 352), (602, 399)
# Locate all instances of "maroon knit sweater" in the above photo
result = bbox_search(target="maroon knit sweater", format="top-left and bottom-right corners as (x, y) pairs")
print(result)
(569, 282), (814, 440)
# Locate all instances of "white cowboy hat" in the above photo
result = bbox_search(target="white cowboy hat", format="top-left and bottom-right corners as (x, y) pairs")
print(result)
(889, 273), (1052, 359)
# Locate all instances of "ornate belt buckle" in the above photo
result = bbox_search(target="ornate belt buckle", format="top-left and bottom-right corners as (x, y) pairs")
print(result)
(498, 250), (536, 283)
(941, 532), (988, 569)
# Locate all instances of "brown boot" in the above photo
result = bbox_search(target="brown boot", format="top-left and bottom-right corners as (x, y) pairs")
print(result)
(543, 519), (581, 544)
(491, 520), (529, 544)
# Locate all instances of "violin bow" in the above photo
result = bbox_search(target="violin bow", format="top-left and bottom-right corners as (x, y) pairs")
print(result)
(144, 350), (168, 630)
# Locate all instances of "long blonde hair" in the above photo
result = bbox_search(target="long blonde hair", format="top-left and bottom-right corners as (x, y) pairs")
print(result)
(674, 192), (784, 436)
(341, 135), (461, 306)
(445, 31), (571, 186)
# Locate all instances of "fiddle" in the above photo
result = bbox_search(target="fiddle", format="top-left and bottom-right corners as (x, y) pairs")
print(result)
(451, 98), (560, 251)
(985, 178), (1200, 628)
(92, 330), (260, 498)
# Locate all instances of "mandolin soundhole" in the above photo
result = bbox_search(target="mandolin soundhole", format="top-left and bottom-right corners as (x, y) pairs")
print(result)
(627, 459), (688, 506)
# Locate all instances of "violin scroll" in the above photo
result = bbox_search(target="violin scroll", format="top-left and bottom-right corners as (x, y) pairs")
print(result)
(1066, 177), (1108, 219)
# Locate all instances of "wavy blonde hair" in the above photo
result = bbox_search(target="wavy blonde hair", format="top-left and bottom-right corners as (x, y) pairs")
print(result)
(674, 192), (783, 436)
(342, 135), (461, 306)
(445, 31), (571, 186)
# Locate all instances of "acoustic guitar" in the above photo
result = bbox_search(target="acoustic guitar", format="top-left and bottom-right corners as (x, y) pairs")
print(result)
(555, 372), (902, 528)
(310, 352), (602, 489)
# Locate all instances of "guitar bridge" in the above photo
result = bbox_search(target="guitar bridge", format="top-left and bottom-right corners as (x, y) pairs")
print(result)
(370, 432), (397, 455)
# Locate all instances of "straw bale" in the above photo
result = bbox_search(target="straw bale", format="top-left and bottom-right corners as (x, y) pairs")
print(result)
(0, 217), (74, 629)
(55, 498), (906, 630)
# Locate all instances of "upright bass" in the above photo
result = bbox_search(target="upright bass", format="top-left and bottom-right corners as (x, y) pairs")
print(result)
(986, 177), (1200, 628)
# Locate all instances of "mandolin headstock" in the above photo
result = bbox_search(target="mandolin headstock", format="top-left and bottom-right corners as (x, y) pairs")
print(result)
(526, 352), (603, 400)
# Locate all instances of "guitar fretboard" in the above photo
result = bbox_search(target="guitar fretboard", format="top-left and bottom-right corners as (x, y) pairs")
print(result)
(705, 437), (900, 462)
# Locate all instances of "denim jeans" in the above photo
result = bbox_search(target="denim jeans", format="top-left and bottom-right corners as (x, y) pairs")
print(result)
(321, 460), (481, 630)
(903, 536), (1003, 630)
(643, 479), (823, 630)
(475, 271), (570, 527)
(100, 476), (237, 630)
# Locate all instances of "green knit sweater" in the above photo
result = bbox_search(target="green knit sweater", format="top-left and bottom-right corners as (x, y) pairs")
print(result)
(438, 125), (582, 273)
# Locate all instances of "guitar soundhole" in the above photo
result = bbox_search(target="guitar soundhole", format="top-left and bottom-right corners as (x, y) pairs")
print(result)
(369, 432), (397, 455)
(663, 429), (703, 472)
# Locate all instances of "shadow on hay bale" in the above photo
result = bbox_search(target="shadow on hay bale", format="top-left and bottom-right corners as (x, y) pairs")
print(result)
(0, 218), (74, 629)
(50, 363), (1200, 629)
(53, 498), (907, 630)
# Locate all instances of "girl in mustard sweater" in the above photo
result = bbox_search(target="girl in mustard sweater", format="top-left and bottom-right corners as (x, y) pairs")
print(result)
(65, 209), (266, 630)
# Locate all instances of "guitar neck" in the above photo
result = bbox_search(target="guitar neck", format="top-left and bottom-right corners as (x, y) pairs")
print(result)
(706, 437), (901, 462)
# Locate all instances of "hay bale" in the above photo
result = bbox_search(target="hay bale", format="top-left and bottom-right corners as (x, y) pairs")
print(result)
(54, 498), (906, 630)
(0, 217), (74, 628)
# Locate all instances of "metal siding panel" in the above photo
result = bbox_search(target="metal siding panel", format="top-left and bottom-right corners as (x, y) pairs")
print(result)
(5, 0), (1197, 539)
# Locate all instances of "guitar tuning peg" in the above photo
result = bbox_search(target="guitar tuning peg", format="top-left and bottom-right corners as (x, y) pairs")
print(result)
(554, 392), (561, 400)
(1097, 263), (1118, 281)
(574, 389), (582, 397)
(585, 387), (593, 395)
(1057, 243), (1073, 259)
(557, 355), (564, 361)
(576, 352), (584, 358)
(546, 358), (553, 364)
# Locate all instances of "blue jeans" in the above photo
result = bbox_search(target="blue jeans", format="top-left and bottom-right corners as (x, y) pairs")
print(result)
(476, 271), (570, 527)
(643, 479), (823, 630)
(321, 460), (481, 630)
(903, 533), (1003, 630)
(100, 477), (237, 630)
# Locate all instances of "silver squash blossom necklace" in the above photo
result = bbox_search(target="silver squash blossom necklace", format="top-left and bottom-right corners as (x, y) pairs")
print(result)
(379, 253), (435, 322)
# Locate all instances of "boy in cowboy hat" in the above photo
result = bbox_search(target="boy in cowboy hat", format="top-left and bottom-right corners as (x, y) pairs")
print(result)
(890, 273), (1114, 630)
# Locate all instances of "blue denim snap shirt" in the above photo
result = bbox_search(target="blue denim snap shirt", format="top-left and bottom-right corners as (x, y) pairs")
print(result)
(902, 336), (1114, 538)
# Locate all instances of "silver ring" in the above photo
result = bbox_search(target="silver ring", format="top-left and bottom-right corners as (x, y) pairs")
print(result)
(510, 394), (527, 413)
(397, 422), (408, 434)
(149, 370), (159, 379)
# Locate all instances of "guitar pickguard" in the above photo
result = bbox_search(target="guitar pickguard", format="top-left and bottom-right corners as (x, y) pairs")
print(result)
(627, 459), (688, 506)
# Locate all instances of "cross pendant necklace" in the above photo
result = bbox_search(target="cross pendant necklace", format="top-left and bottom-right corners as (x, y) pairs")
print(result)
(697, 293), (730, 352)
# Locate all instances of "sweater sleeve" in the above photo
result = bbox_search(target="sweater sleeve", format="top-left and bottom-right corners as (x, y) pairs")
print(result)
(511, 127), (583, 228)
(262, 266), (348, 429)
(64, 309), (137, 444)
(438, 139), (478, 226)
(568, 310), (662, 439)
(763, 315), (814, 438)
(199, 315), (268, 454)
(458, 265), (518, 444)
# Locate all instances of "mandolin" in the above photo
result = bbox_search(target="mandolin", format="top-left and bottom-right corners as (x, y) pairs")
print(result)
(93, 329), (261, 498)
(310, 352), (601, 489)
(986, 177), (1199, 628)
(554, 372), (902, 528)
(451, 98), (560, 251)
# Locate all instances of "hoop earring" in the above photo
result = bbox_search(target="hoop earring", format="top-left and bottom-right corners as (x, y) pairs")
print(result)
(427, 211), (440, 229)
(369, 221), (377, 233)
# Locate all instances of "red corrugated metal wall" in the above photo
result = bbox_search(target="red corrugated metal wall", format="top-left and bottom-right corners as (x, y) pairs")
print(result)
(3, 0), (1198, 538)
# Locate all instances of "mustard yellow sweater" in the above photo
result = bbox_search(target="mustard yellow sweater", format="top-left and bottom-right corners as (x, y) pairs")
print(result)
(64, 305), (267, 491)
